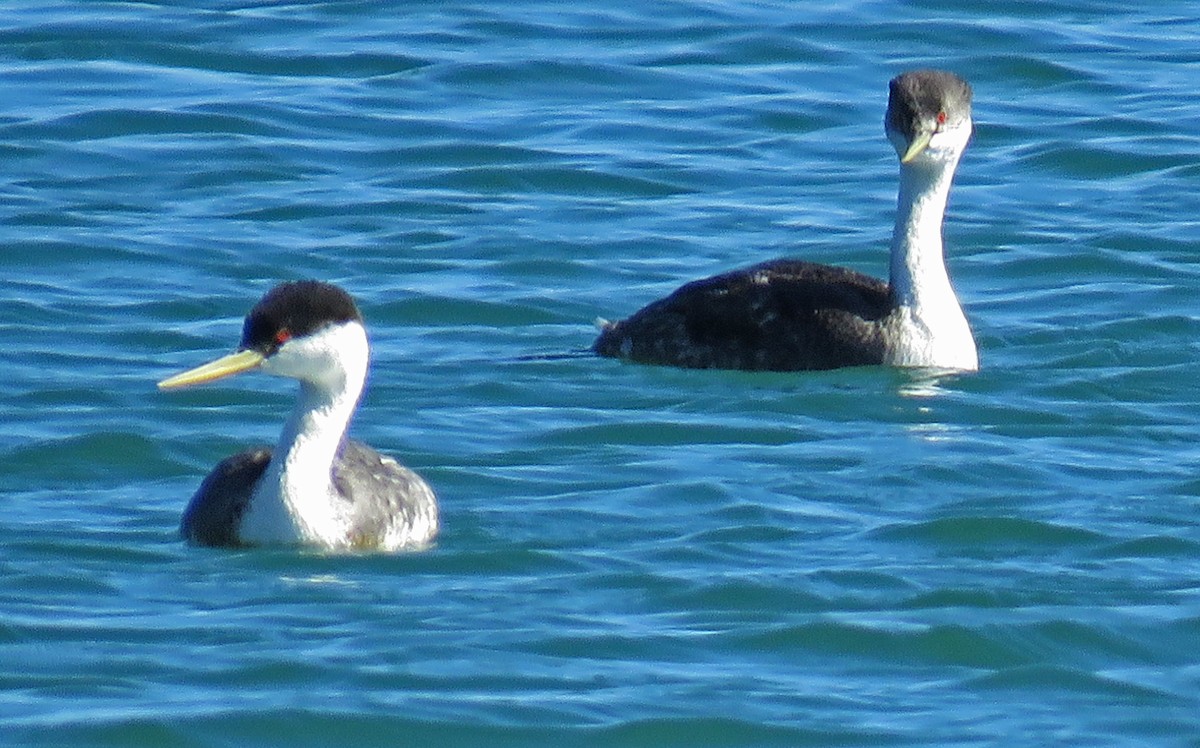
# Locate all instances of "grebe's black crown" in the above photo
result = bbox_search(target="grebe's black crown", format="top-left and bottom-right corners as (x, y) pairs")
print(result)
(240, 281), (363, 356)
(886, 69), (972, 138)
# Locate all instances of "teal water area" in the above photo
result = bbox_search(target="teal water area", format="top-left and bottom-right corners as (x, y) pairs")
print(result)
(3, 1), (1199, 745)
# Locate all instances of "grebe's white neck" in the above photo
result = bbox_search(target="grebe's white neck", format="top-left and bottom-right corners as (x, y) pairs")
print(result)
(239, 321), (369, 546)
(885, 123), (977, 370)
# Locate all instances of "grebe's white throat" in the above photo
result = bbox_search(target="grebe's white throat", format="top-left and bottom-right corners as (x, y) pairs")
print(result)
(239, 321), (369, 547)
(884, 109), (977, 370)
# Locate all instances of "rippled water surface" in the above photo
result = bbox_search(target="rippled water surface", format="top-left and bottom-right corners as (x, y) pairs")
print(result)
(3, 1), (1200, 745)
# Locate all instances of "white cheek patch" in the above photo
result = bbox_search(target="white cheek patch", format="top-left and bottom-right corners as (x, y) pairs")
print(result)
(260, 322), (369, 387)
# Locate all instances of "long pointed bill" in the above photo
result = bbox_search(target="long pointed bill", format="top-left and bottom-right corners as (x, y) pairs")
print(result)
(900, 129), (934, 163)
(158, 349), (265, 390)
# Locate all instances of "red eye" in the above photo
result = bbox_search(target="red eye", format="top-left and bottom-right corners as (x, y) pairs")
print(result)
(937, 111), (947, 126)
(275, 329), (292, 345)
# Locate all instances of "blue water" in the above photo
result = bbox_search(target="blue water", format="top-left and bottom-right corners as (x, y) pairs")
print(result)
(4, 1), (1200, 745)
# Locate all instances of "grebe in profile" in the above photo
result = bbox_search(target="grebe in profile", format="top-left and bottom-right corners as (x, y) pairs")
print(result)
(159, 280), (438, 551)
(594, 69), (978, 372)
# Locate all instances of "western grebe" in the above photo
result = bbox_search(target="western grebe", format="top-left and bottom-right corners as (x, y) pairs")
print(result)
(159, 280), (438, 551)
(593, 69), (978, 372)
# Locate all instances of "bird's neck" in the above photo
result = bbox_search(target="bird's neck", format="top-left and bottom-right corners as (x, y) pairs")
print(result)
(243, 342), (369, 546)
(888, 155), (958, 309)
(276, 375), (361, 485)
(886, 150), (977, 369)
